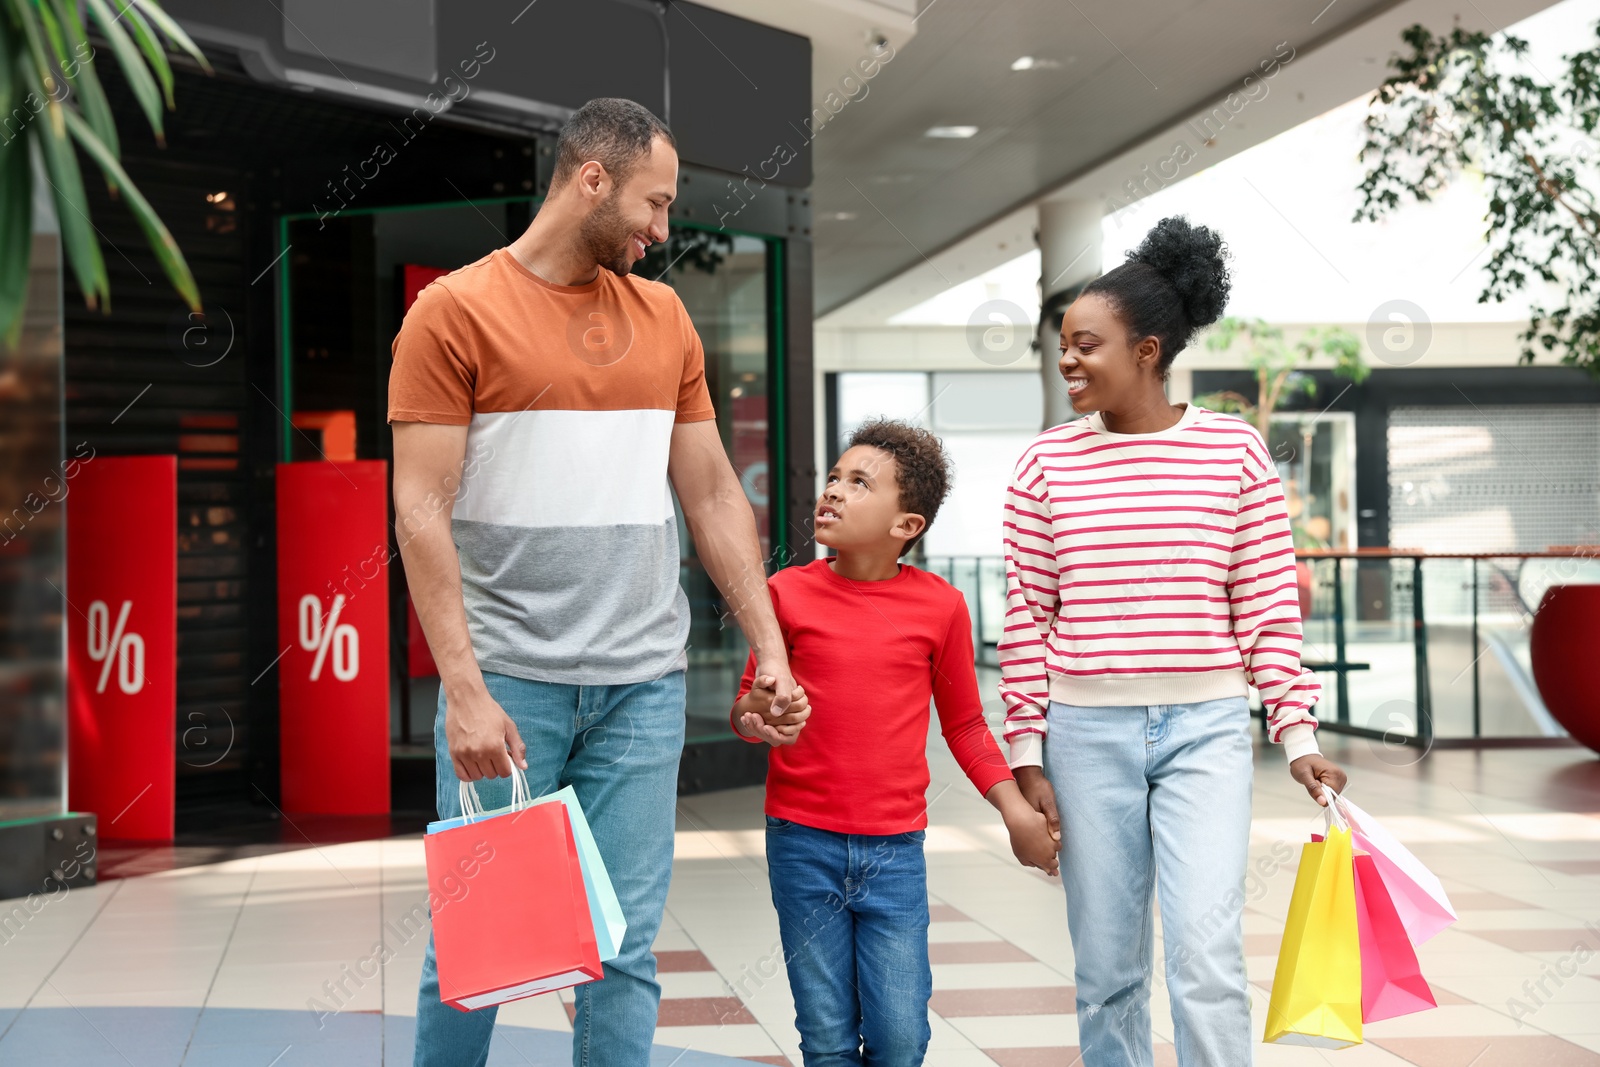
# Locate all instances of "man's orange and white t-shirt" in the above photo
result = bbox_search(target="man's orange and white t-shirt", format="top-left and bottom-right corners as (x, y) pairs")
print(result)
(388, 246), (715, 684)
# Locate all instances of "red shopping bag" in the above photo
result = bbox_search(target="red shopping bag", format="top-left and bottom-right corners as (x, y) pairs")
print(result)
(426, 801), (602, 1011)
(1354, 852), (1437, 1022)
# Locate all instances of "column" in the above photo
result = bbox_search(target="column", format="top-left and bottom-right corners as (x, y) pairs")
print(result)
(1038, 199), (1102, 429)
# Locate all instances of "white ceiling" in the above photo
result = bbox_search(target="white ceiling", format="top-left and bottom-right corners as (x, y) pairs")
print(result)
(700, 0), (1564, 322)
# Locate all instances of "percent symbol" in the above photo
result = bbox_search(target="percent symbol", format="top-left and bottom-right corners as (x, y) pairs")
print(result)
(87, 599), (145, 695)
(298, 593), (359, 681)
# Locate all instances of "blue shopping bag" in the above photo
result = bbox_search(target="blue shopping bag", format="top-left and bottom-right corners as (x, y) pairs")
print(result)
(429, 772), (627, 963)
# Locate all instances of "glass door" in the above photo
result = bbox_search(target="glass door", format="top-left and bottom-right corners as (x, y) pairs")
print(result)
(641, 229), (778, 741)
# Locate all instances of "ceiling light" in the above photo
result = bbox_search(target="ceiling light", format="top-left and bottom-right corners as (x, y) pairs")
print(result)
(925, 125), (978, 139)
(1011, 56), (1063, 71)
(826, 211), (859, 221)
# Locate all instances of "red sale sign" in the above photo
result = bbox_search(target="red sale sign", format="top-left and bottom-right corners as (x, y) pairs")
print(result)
(276, 461), (391, 814)
(67, 455), (177, 841)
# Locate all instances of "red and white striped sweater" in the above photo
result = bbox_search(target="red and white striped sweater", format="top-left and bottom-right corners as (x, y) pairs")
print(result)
(999, 403), (1321, 767)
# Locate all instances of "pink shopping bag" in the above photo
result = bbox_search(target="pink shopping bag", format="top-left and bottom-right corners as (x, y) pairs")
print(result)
(1338, 795), (1456, 945)
(1354, 852), (1437, 1022)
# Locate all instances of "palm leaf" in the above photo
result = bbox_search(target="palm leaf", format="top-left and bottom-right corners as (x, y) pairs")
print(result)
(128, 0), (210, 73)
(83, 0), (165, 143)
(64, 106), (200, 312)
(47, 0), (121, 162)
(0, 106), (33, 348)
(11, 0), (108, 310)
(3, 0), (207, 344)
(115, 1), (174, 109)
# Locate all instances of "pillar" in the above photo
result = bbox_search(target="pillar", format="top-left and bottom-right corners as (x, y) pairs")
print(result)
(1038, 200), (1102, 429)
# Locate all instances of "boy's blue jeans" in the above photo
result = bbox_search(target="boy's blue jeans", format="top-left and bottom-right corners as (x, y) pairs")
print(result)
(413, 670), (685, 1067)
(765, 817), (933, 1067)
(1043, 697), (1255, 1067)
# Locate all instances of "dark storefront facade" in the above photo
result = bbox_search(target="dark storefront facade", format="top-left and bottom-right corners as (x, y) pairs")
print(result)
(1, 0), (817, 878)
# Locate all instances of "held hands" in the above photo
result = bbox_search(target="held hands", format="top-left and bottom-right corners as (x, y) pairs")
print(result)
(736, 674), (811, 747)
(445, 685), (527, 782)
(1289, 753), (1349, 806)
(988, 774), (1061, 877)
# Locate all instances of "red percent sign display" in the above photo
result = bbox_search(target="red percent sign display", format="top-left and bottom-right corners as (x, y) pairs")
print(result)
(276, 461), (391, 814)
(67, 455), (177, 841)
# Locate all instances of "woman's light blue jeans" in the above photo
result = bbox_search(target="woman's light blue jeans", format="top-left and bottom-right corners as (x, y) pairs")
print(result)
(765, 817), (933, 1066)
(1042, 697), (1255, 1067)
(413, 670), (685, 1067)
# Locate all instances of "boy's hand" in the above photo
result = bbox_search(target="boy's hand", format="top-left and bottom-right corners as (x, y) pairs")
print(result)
(736, 679), (810, 746)
(1003, 804), (1061, 876)
(984, 778), (1062, 877)
(1290, 753), (1348, 806)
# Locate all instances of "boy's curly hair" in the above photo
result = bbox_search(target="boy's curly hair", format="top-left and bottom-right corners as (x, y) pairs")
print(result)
(847, 419), (951, 558)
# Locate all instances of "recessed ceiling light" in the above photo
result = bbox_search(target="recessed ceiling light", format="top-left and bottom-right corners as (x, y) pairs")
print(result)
(925, 125), (978, 139)
(1011, 56), (1063, 71)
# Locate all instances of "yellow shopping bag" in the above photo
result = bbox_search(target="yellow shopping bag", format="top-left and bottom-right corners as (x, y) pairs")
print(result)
(1264, 797), (1363, 1049)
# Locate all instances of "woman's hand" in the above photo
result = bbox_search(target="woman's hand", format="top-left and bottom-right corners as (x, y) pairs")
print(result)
(985, 778), (1062, 876)
(1289, 753), (1348, 805)
(1013, 765), (1062, 848)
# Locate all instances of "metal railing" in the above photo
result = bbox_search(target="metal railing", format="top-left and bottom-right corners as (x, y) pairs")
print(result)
(925, 550), (1600, 745)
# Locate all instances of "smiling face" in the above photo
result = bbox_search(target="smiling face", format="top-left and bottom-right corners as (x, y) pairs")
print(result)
(814, 444), (924, 555)
(1058, 292), (1163, 413)
(577, 134), (677, 275)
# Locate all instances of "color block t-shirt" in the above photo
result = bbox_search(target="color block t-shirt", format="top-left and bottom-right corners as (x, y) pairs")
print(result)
(388, 246), (715, 685)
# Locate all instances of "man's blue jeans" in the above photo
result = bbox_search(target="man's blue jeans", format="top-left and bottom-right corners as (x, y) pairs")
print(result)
(765, 817), (933, 1067)
(1042, 697), (1255, 1067)
(413, 670), (685, 1067)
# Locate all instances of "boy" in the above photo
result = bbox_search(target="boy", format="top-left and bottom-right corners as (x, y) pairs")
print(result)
(732, 419), (1060, 1067)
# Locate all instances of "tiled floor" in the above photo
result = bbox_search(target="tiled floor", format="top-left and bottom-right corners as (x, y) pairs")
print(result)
(3, 711), (1599, 1065)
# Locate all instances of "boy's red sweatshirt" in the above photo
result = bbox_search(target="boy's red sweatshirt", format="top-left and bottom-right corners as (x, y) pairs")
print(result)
(733, 559), (1013, 835)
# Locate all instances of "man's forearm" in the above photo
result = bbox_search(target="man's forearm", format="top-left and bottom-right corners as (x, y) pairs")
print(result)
(684, 480), (785, 662)
(395, 501), (485, 699)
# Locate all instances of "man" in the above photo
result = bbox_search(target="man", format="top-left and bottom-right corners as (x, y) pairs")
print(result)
(389, 97), (796, 1067)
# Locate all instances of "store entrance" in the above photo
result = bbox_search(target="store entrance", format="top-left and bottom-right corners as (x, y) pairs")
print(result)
(280, 201), (781, 802)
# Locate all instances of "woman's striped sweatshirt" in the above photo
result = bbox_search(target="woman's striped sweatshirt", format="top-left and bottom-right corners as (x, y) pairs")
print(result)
(999, 403), (1321, 767)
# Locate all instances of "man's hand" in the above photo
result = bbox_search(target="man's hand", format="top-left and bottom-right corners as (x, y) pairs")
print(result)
(736, 676), (810, 746)
(1290, 753), (1348, 806)
(756, 659), (796, 716)
(445, 686), (527, 781)
(1013, 765), (1061, 851)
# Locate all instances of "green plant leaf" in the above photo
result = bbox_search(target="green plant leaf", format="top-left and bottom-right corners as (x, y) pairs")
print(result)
(8, 0), (60, 100)
(32, 0), (69, 71)
(35, 102), (109, 311)
(46, 0), (120, 162)
(115, 0), (174, 109)
(12, 0), (108, 310)
(83, 0), (165, 143)
(130, 0), (210, 73)
(0, 112), (33, 348)
(64, 106), (200, 312)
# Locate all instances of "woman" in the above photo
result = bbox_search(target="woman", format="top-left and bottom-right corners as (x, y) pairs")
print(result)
(998, 216), (1347, 1066)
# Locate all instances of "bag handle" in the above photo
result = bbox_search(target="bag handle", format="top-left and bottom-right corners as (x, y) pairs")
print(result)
(1320, 785), (1352, 834)
(458, 765), (531, 824)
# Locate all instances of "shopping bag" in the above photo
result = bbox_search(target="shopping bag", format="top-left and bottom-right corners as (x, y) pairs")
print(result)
(430, 781), (626, 962)
(1354, 851), (1437, 1022)
(1340, 794), (1457, 945)
(425, 772), (602, 1010)
(1264, 796), (1363, 1049)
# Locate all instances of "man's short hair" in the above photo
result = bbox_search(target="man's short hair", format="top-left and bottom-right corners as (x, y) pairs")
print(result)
(847, 419), (952, 558)
(551, 98), (675, 192)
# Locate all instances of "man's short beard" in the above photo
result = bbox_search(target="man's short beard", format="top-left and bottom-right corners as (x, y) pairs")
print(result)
(580, 192), (636, 276)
